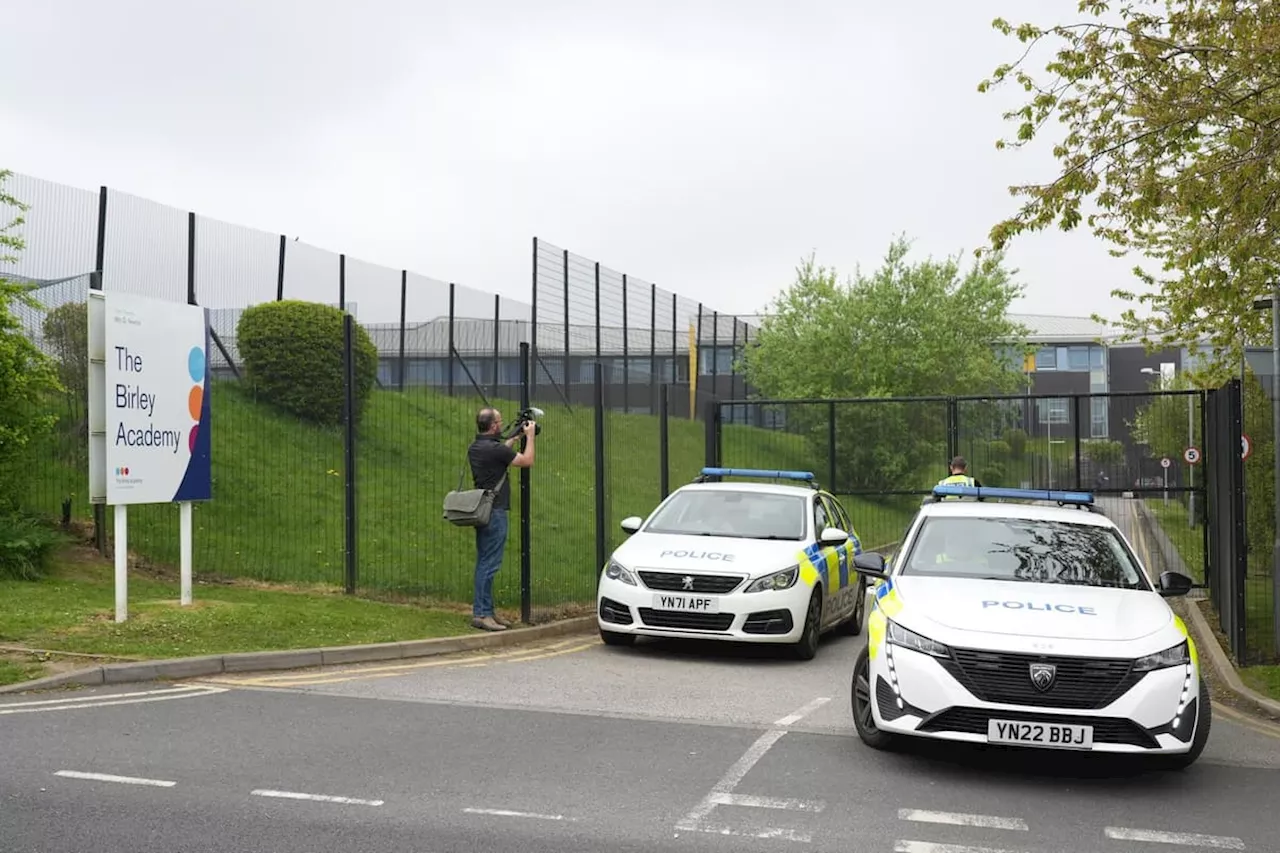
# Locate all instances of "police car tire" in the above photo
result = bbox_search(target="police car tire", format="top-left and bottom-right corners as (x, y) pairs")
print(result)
(599, 628), (636, 647)
(792, 589), (822, 660)
(850, 645), (896, 750)
(1153, 676), (1212, 771)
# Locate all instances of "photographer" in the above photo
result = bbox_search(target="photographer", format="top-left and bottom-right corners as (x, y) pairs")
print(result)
(467, 406), (536, 631)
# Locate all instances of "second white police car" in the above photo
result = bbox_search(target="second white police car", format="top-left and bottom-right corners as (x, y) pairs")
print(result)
(596, 467), (870, 660)
(848, 484), (1211, 770)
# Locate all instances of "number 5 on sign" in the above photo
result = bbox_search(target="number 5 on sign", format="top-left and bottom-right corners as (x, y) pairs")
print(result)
(1184, 447), (1201, 465)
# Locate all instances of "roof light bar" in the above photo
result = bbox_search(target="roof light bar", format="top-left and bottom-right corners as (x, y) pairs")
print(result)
(698, 467), (816, 482)
(931, 484), (1095, 506)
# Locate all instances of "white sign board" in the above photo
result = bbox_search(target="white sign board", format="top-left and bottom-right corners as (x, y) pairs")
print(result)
(1242, 434), (1252, 460)
(1160, 457), (1172, 469)
(1184, 447), (1201, 465)
(95, 292), (212, 505)
(87, 290), (212, 623)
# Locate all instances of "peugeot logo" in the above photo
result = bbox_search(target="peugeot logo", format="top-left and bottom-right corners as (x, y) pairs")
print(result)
(1029, 662), (1057, 692)
(681, 576), (695, 590)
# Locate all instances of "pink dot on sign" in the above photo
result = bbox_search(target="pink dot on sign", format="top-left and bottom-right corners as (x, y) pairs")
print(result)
(188, 425), (199, 453)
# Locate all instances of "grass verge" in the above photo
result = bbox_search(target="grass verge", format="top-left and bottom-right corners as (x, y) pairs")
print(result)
(16, 381), (917, 612)
(0, 539), (489, 686)
(1148, 499), (1280, 701)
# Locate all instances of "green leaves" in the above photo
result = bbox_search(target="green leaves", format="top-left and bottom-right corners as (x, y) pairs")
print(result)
(980, 2), (1280, 371)
(740, 237), (1030, 489)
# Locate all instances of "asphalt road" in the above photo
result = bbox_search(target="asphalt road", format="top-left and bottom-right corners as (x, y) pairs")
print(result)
(4, 620), (1280, 853)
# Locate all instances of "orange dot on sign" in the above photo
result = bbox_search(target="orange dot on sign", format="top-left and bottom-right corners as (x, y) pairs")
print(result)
(188, 385), (203, 420)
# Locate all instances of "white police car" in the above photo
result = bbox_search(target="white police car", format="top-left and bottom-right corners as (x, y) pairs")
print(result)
(849, 484), (1210, 770)
(597, 468), (870, 660)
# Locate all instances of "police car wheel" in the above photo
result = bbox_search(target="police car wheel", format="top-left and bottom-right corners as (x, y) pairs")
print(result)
(1152, 676), (1212, 771)
(792, 589), (822, 660)
(851, 646), (896, 750)
(599, 628), (636, 647)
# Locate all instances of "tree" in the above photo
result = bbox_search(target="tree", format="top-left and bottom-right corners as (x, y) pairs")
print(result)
(979, 1), (1280, 370)
(741, 236), (1031, 490)
(0, 169), (62, 506)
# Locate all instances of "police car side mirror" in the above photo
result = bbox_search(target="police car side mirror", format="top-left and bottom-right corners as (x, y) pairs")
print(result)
(1158, 570), (1194, 597)
(819, 527), (848, 546)
(853, 552), (889, 579)
(620, 516), (643, 535)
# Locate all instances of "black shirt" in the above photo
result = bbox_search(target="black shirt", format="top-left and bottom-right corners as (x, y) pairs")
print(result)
(468, 434), (517, 510)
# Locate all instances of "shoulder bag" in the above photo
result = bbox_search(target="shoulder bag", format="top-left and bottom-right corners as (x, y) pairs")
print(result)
(442, 459), (507, 527)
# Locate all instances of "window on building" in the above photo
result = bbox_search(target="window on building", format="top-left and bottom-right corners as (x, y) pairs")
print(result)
(1091, 397), (1109, 438)
(1035, 347), (1057, 370)
(1067, 346), (1090, 371)
(1036, 397), (1070, 424)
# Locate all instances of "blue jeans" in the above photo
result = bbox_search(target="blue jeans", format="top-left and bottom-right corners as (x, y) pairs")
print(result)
(473, 508), (508, 618)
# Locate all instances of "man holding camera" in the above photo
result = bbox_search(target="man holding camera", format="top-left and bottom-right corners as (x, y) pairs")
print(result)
(467, 407), (536, 631)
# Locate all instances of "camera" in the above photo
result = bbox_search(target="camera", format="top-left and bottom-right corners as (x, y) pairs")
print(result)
(503, 406), (544, 439)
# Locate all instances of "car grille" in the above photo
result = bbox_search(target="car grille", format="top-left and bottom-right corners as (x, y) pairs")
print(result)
(919, 707), (1159, 749)
(637, 609), (735, 631)
(638, 571), (743, 594)
(938, 649), (1146, 710)
(742, 609), (793, 635)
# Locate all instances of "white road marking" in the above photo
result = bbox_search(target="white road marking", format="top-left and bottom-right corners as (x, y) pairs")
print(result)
(693, 823), (812, 842)
(773, 697), (831, 727)
(675, 695), (832, 843)
(463, 807), (574, 821)
(1104, 827), (1246, 849)
(251, 789), (384, 807)
(54, 770), (176, 788)
(898, 809), (1028, 831)
(894, 842), (1024, 853)
(711, 793), (826, 812)
(0, 685), (209, 708)
(0, 686), (227, 715)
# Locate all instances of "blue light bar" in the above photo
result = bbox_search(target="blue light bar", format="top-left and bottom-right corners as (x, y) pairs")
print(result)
(700, 467), (815, 482)
(931, 484), (1095, 505)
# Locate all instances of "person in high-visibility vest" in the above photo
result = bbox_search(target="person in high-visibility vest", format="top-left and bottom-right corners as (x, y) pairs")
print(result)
(936, 456), (982, 499)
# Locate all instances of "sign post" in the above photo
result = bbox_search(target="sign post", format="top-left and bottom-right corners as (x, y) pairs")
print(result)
(1160, 456), (1171, 505)
(88, 291), (213, 622)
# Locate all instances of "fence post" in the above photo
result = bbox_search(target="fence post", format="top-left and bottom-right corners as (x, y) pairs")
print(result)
(670, 292), (678, 385)
(398, 270), (407, 391)
(447, 283), (456, 397)
(339, 253), (346, 311)
(343, 313), (358, 595)
(562, 249), (570, 384)
(659, 383), (670, 499)
(492, 294), (500, 398)
(703, 396), (719, 468)
(593, 263), (601, 361)
(519, 341), (533, 624)
(594, 362), (608, 578)
(649, 284), (657, 413)
(622, 274), (629, 415)
(828, 401), (837, 491)
(93, 187), (108, 557)
(946, 397), (959, 462)
(186, 212), (197, 305)
(276, 235), (286, 300)
(1072, 395), (1083, 490)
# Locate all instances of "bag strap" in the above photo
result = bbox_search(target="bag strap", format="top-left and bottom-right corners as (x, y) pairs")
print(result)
(456, 457), (509, 495)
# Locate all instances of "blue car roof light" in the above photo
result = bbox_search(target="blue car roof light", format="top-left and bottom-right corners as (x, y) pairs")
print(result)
(930, 484), (1097, 509)
(696, 467), (819, 488)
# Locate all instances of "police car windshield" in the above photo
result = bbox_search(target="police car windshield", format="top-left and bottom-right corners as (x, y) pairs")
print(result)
(644, 490), (808, 540)
(900, 516), (1148, 590)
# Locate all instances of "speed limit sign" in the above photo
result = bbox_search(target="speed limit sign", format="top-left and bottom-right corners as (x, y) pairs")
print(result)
(1160, 457), (1172, 469)
(1243, 434), (1252, 460)
(1184, 447), (1201, 465)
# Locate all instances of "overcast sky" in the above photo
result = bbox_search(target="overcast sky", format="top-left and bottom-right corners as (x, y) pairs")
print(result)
(0, 0), (1145, 327)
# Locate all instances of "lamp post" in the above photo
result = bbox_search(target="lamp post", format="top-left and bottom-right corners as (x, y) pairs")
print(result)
(1142, 367), (1194, 525)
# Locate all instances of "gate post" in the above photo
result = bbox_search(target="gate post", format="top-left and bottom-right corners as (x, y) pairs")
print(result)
(703, 397), (720, 468)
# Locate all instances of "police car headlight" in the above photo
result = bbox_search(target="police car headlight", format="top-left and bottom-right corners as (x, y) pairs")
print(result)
(1133, 640), (1189, 672)
(604, 560), (637, 586)
(887, 620), (950, 658)
(745, 565), (799, 593)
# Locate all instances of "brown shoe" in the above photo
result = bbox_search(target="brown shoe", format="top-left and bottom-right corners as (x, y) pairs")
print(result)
(493, 614), (513, 628)
(472, 616), (507, 632)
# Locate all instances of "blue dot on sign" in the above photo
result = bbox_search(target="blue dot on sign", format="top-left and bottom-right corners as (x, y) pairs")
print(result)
(187, 346), (205, 382)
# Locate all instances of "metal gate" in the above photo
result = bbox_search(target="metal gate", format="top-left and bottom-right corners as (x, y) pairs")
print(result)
(705, 382), (1250, 662)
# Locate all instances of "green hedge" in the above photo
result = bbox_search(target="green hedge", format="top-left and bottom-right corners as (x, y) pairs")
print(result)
(236, 300), (378, 425)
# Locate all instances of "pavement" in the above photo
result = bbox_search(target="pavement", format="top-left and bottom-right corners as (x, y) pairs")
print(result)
(5, 621), (1280, 853)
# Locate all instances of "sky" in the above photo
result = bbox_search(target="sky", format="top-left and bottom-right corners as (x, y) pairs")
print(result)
(0, 0), (1149, 329)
